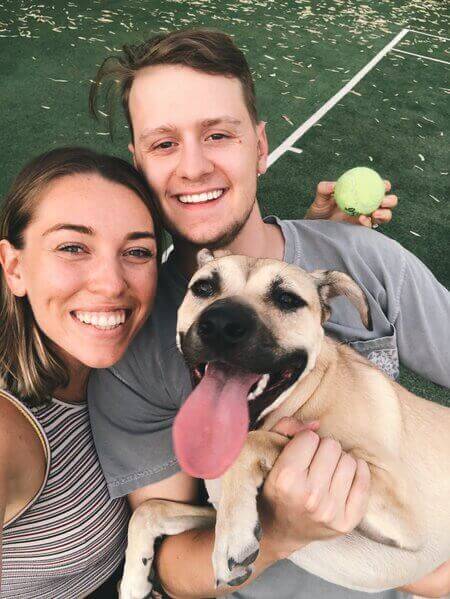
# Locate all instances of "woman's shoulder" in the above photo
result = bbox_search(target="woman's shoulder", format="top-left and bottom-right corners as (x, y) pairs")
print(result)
(0, 391), (46, 516)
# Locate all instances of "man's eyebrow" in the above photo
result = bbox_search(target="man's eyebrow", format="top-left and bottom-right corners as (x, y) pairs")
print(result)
(139, 125), (176, 143)
(201, 116), (242, 128)
(138, 116), (242, 143)
(42, 224), (93, 236)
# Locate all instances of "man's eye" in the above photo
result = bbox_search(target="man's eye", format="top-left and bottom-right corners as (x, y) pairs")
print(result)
(191, 279), (216, 298)
(57, 244), (85, 254)
(208, 133), (228, 141)
(274, 290), (307, 311)
(155, 141), (175, 150)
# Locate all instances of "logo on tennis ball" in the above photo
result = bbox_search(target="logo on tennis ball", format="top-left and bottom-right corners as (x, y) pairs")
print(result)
(334, 167), (385, 216)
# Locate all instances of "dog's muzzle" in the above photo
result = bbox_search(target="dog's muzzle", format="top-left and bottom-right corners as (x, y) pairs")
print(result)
(197, 300), (256, 349)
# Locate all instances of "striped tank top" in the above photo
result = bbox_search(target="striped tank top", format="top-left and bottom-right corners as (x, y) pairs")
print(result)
(1, 389), (130, 598)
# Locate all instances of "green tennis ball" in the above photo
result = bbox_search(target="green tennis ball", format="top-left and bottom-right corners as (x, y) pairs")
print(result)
(334, 167), (385, 216)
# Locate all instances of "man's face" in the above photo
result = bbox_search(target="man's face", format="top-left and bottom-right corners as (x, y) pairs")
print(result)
(128, 65), (268, 248)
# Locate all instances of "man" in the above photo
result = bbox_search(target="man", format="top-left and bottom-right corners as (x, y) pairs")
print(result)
(88, 29), (450, 598)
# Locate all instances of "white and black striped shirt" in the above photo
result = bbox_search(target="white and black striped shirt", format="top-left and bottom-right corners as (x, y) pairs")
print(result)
(1, 390), (129, 598)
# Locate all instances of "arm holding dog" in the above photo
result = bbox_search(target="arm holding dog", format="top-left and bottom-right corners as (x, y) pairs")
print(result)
(125, 423), (370, 599)
(399, 558), (450, 597)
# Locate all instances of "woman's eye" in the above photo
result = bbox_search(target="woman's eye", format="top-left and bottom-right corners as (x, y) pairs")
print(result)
(57, 244), (85, 254)
(124, 248), (153, 259)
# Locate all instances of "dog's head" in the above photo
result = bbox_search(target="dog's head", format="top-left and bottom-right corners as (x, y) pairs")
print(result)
(174, 249), (369, 479)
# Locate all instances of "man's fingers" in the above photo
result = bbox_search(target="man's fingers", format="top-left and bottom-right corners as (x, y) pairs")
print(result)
(380, 194), (397, 208)
(358, 215), (373, 228)
(384, 180), (392, 192)
(372, 209), (392, 224)
(316, 181), (335, 199)
(328, 452), (358, 506)
(305, 438), (342, 510)
(272, 430), (321, 474)
(271, 417), (320, 438)
(344, 458), (371, 524)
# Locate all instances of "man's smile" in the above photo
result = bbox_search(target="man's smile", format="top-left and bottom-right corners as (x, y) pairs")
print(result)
(177, 188), (226, 204)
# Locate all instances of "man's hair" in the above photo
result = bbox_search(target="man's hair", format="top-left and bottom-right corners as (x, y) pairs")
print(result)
(0, 147), (163, 407)
(89, 28), (258, 139)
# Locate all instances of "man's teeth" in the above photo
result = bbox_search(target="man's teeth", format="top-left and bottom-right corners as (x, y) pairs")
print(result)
(178, 189), (224, 204)
(74, 309), (126, 329)
(248, 373), (270, 400)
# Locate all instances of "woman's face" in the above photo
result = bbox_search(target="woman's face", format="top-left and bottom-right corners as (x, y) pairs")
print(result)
(6, 173), (158, 370)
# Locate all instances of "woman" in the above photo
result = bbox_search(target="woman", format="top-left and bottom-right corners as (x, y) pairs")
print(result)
(0, 147), (163, 597)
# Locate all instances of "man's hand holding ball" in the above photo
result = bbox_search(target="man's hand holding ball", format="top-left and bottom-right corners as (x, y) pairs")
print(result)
(305, 167), (398, 228)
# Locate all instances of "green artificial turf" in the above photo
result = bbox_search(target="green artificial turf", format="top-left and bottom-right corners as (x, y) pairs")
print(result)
(0, 0), (448, 404)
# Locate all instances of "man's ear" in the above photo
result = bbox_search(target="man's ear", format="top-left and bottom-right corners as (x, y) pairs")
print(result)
(128, 143), (137, 168)
(310, 269), (371, 329)
(0, 240), (27, 297)
(256, 121), (269, 175)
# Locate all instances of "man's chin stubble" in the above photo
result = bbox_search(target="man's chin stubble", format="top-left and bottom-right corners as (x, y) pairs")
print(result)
(168, 200), (256, 251)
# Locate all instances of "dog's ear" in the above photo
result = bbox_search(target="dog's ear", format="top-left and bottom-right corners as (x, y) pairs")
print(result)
(310, 270), (371, 329)
(197, 248), (215, 268)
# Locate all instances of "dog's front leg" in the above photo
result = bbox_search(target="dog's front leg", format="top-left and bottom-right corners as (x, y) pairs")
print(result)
(120, 498), (215, 599)
(213, 430), (288, 588)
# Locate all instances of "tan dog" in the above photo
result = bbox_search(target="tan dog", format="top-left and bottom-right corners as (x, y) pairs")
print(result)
(120, 251), (450, 599)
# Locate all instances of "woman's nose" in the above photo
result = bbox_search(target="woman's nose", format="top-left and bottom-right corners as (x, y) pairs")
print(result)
(87, 257), (127, 298)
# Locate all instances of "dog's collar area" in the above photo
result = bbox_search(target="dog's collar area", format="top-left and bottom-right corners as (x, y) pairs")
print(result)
(190, 363), (303, 431)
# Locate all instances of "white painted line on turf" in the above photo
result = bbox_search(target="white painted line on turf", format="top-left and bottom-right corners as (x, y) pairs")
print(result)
(287, 147), (303, 154)
(407, 29), (450, 42)
(392, 49), (450, 66)
(267, 28), (409, 168)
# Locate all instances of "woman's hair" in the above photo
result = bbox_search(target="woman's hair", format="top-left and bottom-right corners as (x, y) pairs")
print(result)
(89, 28), (258, 140)
(0, 146), (163, 407)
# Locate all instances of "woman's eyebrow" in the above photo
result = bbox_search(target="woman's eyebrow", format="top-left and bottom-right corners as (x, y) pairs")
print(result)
(42, 225), (155, 241)
(42, 224), (94, 236)
(126, 231), (155, 241)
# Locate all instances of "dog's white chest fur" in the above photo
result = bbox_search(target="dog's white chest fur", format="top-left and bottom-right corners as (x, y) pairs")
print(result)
(205, 477), (222, 510)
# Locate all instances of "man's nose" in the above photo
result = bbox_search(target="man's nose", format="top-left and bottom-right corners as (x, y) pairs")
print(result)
(88, 257), (127, 298)
(175, 141), (214, 181)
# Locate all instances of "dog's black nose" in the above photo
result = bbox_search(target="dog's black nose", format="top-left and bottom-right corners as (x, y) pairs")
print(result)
(197, 300), (256, 347)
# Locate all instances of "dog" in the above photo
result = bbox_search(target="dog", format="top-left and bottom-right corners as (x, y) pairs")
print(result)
(119, 250), (450, 599)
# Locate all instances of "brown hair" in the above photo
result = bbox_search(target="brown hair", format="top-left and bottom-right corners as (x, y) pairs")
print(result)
(0, 147), (163, 406)
(89, 28), (258, 139)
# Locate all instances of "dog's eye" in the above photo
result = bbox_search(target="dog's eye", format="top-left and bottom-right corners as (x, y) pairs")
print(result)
(191, 278), (216, 298)
(274, 290), (307, 311)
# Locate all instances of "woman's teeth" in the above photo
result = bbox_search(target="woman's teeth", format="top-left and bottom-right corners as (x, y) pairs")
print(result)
(178, 189), (224, 204)
(73, 309), (126, 329)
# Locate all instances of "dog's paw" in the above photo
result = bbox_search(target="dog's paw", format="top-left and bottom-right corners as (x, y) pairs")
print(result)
(119, 556), (155, 599)
(213, 519), (262, 588)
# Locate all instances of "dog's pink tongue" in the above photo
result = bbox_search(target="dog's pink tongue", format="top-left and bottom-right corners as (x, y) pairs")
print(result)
(173, 363), (260, 479)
